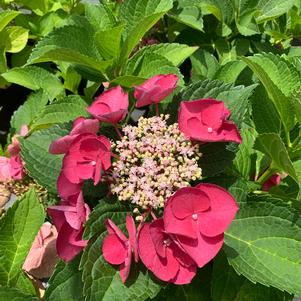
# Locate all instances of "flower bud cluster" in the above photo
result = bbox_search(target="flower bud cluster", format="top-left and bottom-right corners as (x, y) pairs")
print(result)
(110, 115), (202, 208)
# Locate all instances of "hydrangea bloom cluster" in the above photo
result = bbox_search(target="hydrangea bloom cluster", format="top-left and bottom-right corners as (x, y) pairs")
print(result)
(111, 115), (202, 208)
(47, 73), (242, 285)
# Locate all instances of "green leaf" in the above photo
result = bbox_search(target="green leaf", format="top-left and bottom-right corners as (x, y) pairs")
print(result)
(0, 287), (38, 301)
(241, 53), (299, 132)
(129, 43), (198, 67)
(0, 189), (45, 287)
(168, 0), (203, 31)
(85, 3), (117, 31)
(119, 0), (173, 62)
(81, 200), (162, 301)
(28, 25), (112, 74)
(256, 0), (295, 23)
(95, 24), (124, 60)
(0, 26), (29, 53)
(254, 133), (298, 183)
(233, 128), (257, 180)
(251, 85), (281, 134)
(199, 143), (237, 177)
(212, 251), (292, 301)
(111, 75), (146, 88)
(20, 125), (70, 194)
(224, 195), (301, 296)
(125, 53), (183, 85)
(45, 256), (84, 301)
(190, 49), (219, 81)
(10, 90), (49, 133)
(215, 60), (246, 83)
(2, 66), (64, 100)
(31, 95), (88, 130)
(18, 0), (48, 16)
(0, 10), (20, 32)
(152, 265), (212, 301)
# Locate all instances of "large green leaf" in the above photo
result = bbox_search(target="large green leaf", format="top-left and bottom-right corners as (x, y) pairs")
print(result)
(129, 43), (198, 67)
(20, 125), (70, 194)
(212, 251), (292, 301)
(241, 54), (299, 133)
(251, 85), (281, 134)
(254, 133), (298, 183)
(168, 0), (203, 31)
(0, 287), (38, 301)
(0, 189), (45, 287)
(255, 0), (295, 23)
(45, 256), (84, 301)
(31, 95), (89, 130)
(119, 0), (173, 62)
(2, 66), (64, 100)
(0, 10), (20, 32)
(80, 200), (162, 301)
(10, 90), (49, 133)
(27, 24), (111, 74)
(224, 195), (301, 296)
(233, 128), (257, 180)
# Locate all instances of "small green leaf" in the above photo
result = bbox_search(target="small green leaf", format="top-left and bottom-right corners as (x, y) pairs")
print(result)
(224, 195), (301, 296)
(0, 10), (20, 32)
(119, 0), (173, 62)
(190, 49), (219, 81)
(254, 133), (298, 183)
(31, 95), (89, 130)
(1, 26), (29, 53)
(20, 125), (70, 194)
(0, 189), (45, 287)
(10, 90), (49, 133)
(0, 287), (38, 301)
(45, 256), (84, 301)
(168, 0), (203, 31)
(2, 66), (64, 100)
(95, 24), (124, 60)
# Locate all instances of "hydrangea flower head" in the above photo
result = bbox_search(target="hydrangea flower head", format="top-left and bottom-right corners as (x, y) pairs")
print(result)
(110, 115), (202, 209)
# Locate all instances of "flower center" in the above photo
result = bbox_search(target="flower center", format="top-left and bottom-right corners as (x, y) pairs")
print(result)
(91, 161), (96, 166)
(163, 238), (171, 246)
(110, 115), (202, 209)
(207, 127), (213, 133)
(192, 213), (198, 220)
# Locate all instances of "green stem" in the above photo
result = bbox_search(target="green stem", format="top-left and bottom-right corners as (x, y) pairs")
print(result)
(257, 166), (277, 185)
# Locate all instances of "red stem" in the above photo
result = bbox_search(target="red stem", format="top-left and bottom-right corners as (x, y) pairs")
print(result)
(155, 103), (159, 116)
(114, 124), (123, 139)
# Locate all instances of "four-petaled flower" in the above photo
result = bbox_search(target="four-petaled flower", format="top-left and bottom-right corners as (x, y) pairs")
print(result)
(102, 215), (138, 283)
(178, 98), (242, 143)
(138, 218), (197, 284)
(62, 133), (111, 185)
(163, 184), (239, 267)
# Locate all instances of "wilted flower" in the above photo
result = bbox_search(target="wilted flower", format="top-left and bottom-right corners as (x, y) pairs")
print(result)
(23, 222), (58, 279)
(178, 98), (242, 143)
(0, 156), (11, 181)
(262, 173), (281, 191)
